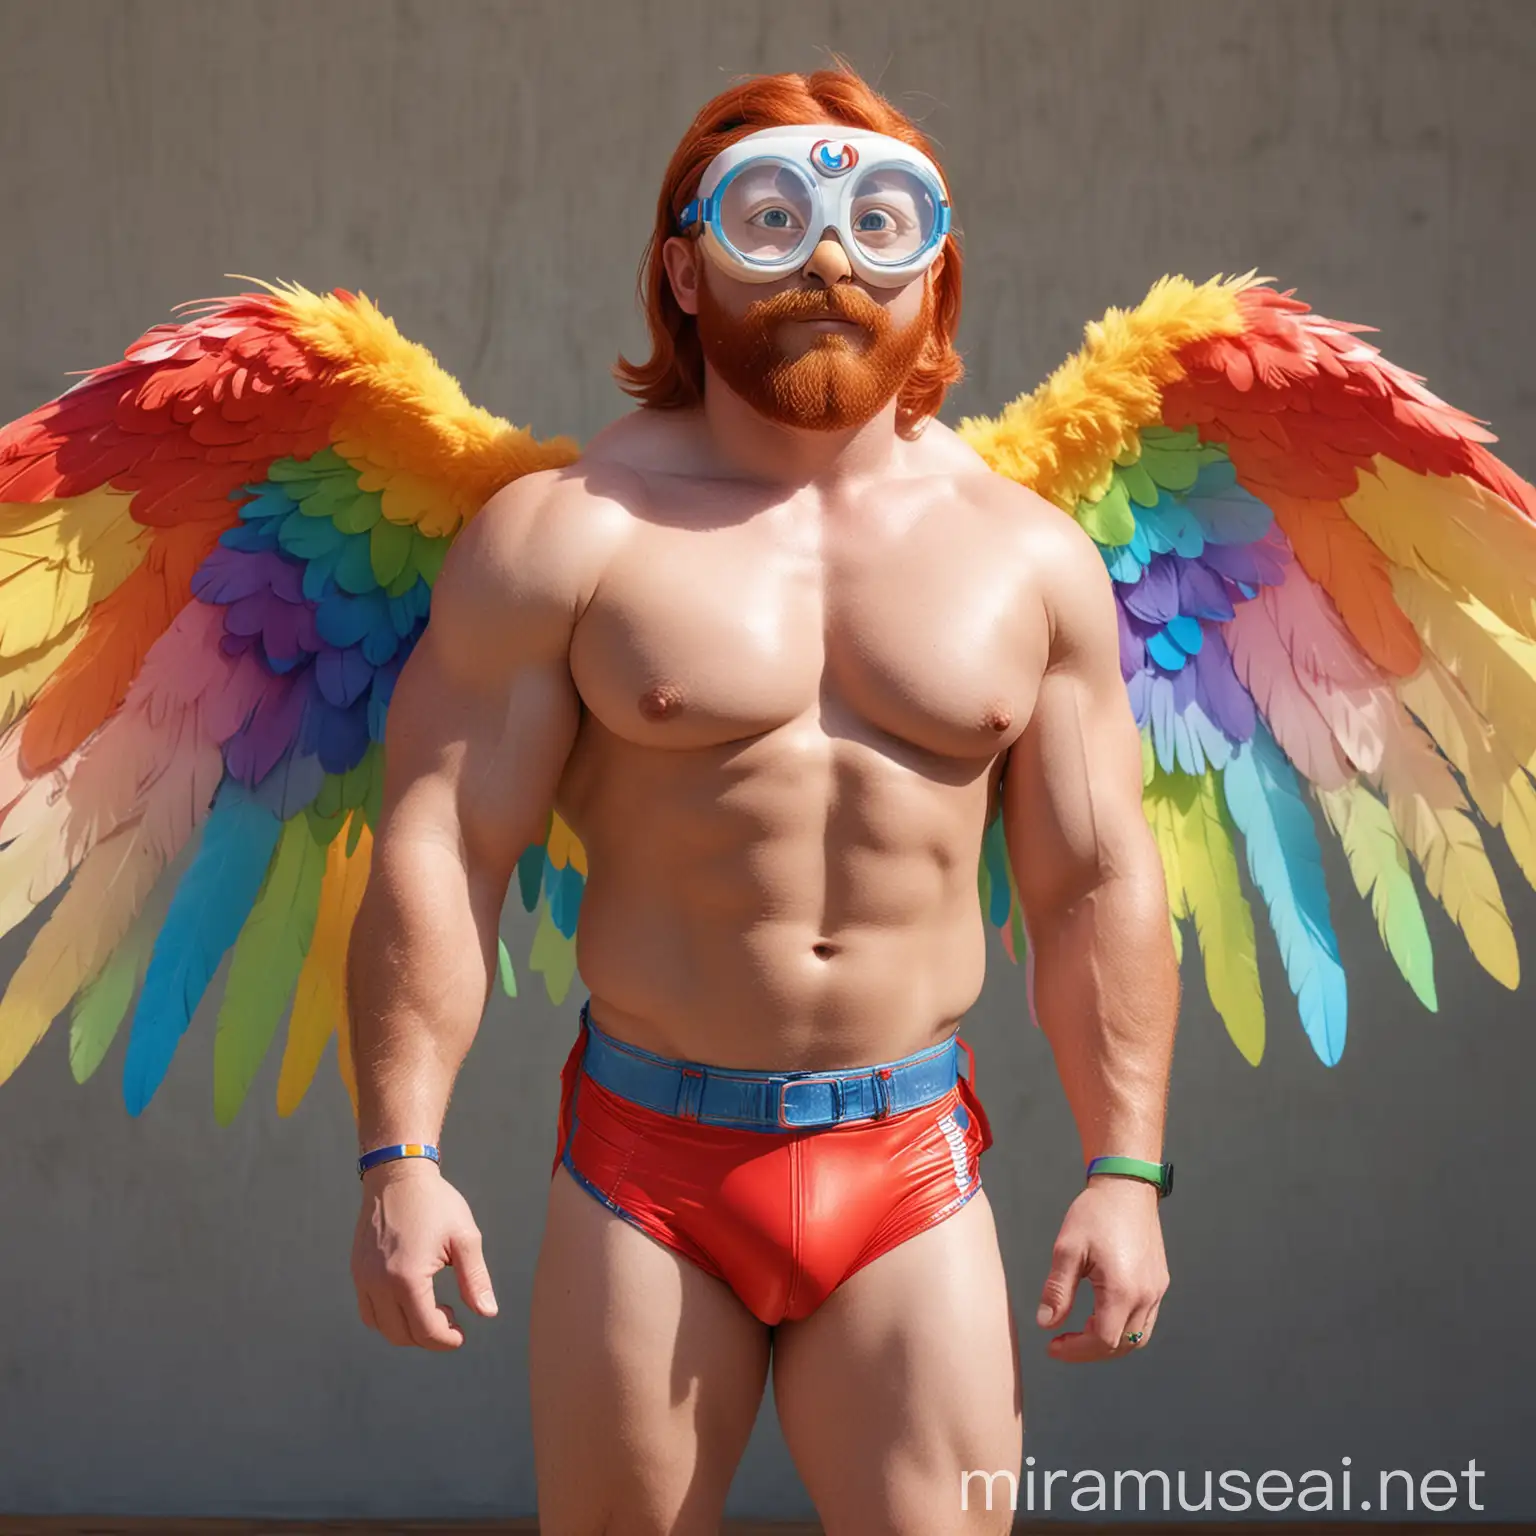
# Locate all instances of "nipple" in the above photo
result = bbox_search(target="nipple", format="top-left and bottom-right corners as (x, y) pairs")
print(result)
(983, 702), (1013, 733)
(639, 682), (685, 721)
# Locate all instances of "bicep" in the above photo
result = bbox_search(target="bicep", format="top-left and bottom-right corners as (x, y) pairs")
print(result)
(374, 475), (585, 902)
(1001, 518), (1150, 922)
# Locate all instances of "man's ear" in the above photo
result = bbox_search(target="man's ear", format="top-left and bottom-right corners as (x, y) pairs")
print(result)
(661, 235), (702, 317)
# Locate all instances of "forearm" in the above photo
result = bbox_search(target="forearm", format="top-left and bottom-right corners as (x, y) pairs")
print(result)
(347, 836), (501, 1150)
(1029, 858), (1179, 1165)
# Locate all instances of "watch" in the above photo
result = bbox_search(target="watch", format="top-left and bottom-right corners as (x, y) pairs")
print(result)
(1085, 1154), (1173, 1197)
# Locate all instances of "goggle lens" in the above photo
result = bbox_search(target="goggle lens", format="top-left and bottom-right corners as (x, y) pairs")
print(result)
(847, 166), (942, 267)
(718, 162), (816, 262)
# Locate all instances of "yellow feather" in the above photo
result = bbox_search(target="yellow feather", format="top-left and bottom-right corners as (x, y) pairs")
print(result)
(1374, 698), (1518, 988)
(1392, 567), (1536, 768)
(278, 820), (372, 1117)
(0, 491), (146, 658)
(254, 280), (581, 539)
(546, 811), (588, 876)
(954, 273), (1252, 512)
(0, 817), (161, 1085)
(1345, 460), (1536, 643)
(1145, 768), (1268, 1058)
(1163, 766), (1265, 1065)
(0, 625), (86, 731)
(0, 781), (76, 940)
(529, 901), (579, 1005)
(1398, 650), (1536, 893)
(1144, 779), (1186, 965)
(1316, 780), (1438, 1011)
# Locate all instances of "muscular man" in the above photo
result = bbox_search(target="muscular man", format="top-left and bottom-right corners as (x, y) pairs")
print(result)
(349, 66), (1178, 1536)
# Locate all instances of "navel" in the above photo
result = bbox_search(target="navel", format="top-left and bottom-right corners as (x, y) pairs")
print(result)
(983, 702), (1013, 733)
(638, 681), (685, 721)
(812, 942), (838, 961)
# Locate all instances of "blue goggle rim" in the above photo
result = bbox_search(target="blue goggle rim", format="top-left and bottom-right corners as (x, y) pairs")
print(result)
(677, 157), (952, 275)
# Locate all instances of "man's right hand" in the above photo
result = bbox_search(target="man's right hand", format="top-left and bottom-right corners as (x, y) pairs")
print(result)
(350, 1160), (499, 1350)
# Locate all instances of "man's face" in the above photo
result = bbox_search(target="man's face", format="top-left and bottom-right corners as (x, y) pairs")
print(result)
(667, 232), (936, 433)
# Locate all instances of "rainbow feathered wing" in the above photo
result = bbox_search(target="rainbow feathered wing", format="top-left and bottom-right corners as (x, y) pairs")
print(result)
(0, 273), (1531, 1119)
(961, 273), (1536, 1066)
(0, 282), (580, 1120)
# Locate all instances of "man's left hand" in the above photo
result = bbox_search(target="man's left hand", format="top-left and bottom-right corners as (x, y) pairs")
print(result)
(1035, 1176), (1169, 1362)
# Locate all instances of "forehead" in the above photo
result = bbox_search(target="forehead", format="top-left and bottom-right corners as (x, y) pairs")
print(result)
(698, 123), (946, 195)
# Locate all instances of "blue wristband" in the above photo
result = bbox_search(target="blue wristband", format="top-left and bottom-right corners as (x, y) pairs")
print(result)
(357, 1142), (440, 1178)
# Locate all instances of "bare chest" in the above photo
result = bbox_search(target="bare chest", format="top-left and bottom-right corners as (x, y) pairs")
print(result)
(568, 477), (1049, 762)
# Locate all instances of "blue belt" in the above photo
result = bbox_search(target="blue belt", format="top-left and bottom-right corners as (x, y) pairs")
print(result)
(575, 999), (964, 1131)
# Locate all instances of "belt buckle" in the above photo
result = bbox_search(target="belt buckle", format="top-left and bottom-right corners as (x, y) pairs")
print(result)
(777, 1074), (844, 1128)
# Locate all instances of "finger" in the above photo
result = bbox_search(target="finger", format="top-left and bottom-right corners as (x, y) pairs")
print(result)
(369, 1290), (418, 1349)
(1088, 1283), (1136, 1357)
(1045, 1325), (1117, 1364)
(449, 1227), (498, 1317)
(398, 1278), (464, 1351)
(357, 1288), (379, 1334)
(1121, 1282), (1167, 1353)
(1050, 1284), (1133, 1364)
(1036, 1241), (1086, 1329)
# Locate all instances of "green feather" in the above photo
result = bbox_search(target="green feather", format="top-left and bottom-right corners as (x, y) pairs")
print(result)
(1317, 780), (1438, 1012)
(1149, 763), (1265, 1064)
(69, 916), (153, 1084)
(497, 937), (518, 998)
(370, 515), (414, 588)
(212, 813), (328, 1125)
(529, 903), (578, 1005)
(1076, 475), (1135, 545)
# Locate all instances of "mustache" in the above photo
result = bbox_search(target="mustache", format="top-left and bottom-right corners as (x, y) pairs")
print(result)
(742, 284), (891, 332)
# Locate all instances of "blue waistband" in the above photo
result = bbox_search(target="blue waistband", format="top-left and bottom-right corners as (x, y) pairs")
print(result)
(575, 999), (963, 1131)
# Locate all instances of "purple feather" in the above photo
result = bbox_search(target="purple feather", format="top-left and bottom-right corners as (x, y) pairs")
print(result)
(1116, 595), (1144, 680)
(192, 546), (305, 607)
(1122, 554), (1179, 624)
(1125, 667), (1152, 726)
(1177, 558), (1237, 622)
(1192, 624), (1256, 741)
(316, 644), (374, 708)
(224, 669), (311, 786)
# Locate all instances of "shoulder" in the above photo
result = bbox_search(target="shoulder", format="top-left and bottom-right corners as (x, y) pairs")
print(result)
(581, 403), (713, 476)
(934, 454), (1116, 664)
(428, 460), (639, 661)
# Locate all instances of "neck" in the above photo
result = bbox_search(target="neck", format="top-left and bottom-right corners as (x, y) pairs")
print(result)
(698, 360), (904, 487)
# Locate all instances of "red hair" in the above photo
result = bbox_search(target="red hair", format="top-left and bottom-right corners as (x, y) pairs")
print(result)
(613, 64), (964, 438)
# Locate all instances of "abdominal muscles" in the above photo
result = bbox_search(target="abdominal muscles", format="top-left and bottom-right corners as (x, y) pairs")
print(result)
(555, 705), (997, 1071)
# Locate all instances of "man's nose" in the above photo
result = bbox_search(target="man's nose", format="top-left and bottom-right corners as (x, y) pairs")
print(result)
(802, 234), (853, 286)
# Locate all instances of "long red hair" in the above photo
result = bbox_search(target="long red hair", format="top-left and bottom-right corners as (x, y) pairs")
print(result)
(613, 64), (964, 437)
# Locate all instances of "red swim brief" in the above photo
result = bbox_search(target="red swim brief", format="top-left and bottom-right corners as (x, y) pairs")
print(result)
(550, 1017), (994, 1325)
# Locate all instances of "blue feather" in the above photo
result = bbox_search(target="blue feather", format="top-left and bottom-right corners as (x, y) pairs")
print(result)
(1184, 458), (1276, 545)
(982, 817), (1013, 927)
(1220, 722), (1348, 1064)
(122, 779), (284, 1114)
(1140, 491), (1206, 557)
(517, 843), (546, 913)
(550, 862), (585, 938)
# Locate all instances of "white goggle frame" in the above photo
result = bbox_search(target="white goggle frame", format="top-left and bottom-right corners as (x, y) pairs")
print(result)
(677, 124), (952, 288)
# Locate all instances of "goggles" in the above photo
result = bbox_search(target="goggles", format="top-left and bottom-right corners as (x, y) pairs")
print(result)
(677, 124), (952, 288)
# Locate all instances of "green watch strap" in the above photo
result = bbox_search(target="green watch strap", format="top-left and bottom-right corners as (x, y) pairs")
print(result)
(1085, 1154), (1173, 1196)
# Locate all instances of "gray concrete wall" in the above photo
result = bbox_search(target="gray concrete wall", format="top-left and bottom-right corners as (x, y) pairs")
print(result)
(1, 0), (1533, 1523)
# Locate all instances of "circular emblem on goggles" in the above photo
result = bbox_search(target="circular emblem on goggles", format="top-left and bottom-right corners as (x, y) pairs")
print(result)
(810, 139), (859, 176)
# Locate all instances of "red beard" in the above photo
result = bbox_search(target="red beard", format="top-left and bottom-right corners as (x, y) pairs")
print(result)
(695, 270), (933, 432)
